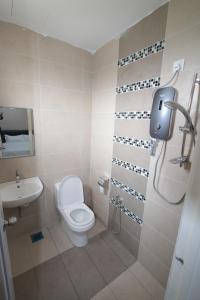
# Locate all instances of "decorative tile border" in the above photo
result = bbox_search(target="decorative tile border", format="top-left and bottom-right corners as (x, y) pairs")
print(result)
(111, 177), (146, 202)
(116, 77), (160, 94)
(110, 196), (143, 225)
(112, 158), (149, 178)
(118, 40), (165, 68)
(115, 111), (151, 120)
(113, 136), (151, 150)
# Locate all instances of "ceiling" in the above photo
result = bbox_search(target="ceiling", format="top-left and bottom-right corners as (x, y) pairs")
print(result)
(0, 0), (167, 53)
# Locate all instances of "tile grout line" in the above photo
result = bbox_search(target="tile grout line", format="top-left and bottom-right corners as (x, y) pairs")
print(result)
(84, 237), (128, 286)
(59, 252), (82, 300)
(83, 242), (109, 286)
(128, 264), (163, 300)
(100, 232), (136, 269)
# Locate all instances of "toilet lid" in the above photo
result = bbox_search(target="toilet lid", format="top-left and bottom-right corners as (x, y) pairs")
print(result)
(58, 176), (84, 206)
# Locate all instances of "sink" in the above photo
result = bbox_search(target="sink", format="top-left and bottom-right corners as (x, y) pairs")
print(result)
(0, 177), (43, 208)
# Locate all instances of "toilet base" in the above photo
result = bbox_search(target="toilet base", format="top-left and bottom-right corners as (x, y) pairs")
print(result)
(61, 219), (88, 247)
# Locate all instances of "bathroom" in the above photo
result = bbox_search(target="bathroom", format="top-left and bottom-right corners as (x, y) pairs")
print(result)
(0, 0), (200, 299)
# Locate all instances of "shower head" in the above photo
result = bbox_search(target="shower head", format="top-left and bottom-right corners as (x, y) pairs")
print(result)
(164, 101), (195, 133)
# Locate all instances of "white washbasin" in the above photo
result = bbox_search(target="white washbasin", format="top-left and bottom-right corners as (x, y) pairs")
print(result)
(0, 177), (43, 208)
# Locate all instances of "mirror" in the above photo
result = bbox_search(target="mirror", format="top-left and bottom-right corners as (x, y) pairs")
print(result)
(0, 107), (35, 158)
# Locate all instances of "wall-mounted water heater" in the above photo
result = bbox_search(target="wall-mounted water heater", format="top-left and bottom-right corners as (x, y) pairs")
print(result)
(150, 87), (177, 141)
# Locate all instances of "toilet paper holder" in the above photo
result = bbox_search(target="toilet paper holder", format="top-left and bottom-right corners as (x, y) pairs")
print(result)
(97, 176), (109, 194)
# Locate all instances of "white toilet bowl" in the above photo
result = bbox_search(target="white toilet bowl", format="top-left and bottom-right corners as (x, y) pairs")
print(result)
(54, 176), (95, 247)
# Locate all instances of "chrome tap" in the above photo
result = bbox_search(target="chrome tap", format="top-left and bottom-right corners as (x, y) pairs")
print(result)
(16, 170), (20, 184)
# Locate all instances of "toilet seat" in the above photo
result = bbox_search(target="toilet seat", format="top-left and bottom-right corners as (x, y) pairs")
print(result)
(60, 202), (95, 233)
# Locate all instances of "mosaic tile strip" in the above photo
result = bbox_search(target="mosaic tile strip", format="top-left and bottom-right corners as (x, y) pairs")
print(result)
(112, 158), (149, 178)
(113, 136), (151, 150)
(110, 196), (143, 225)
(111, 177), (146, 202)
(116, 77), (160, 94)
(115, 111), (151, 120)
(118, 40), (165, 68)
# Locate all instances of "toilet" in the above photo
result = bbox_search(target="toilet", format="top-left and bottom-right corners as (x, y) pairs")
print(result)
(54, 175), (95, 247)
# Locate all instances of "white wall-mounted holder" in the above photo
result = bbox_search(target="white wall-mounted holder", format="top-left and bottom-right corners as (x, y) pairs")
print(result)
(97, 176), (109, 195)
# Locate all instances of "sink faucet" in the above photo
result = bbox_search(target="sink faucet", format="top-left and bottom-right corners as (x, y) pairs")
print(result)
(16, 170), (20, 184)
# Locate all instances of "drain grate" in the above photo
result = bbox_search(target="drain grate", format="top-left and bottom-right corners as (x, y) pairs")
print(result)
(30, 231), (44, 243)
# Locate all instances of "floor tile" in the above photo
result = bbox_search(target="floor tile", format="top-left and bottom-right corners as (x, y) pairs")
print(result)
(48, 223), (73, 253)
(92, 286), (116, 300)
(109, 269), (152, 300)
(29, 227), (58, 267)
(35, 255), (78, 300)
(88, 218), (106, 239)
(129, 261), (165, 300)
(8, 235), (34, 277)
(85, 236), (127, 284)
(62, 247), (106, 300)
(14, 269), (39, 300)
(101, 231), (136, 267)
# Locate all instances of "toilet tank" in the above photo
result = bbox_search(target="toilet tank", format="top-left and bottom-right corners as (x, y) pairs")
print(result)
(55, 176), (84, 208)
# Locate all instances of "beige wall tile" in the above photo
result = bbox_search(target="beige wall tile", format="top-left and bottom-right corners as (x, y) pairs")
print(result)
(121, 213), (142, 240)
(110, 185), (144, 220)
(39, 35), (92, 71)
(92, 89), (116, 114)
(93, 39), (119, 71)
(42, 153), (82, 175)
(145, 188), (183, 217)
(0, 80), (40, 108)
(162, 24), (200, 75)
(0, 156), (43, 183)
(143, 199), (181, 244)
(165, 0), (200, 38)
(40, 59), (82, 89)
(113, 142), (150, 170)
(117, 52), (162, 86)
(91, 113), (115, 136)
(90, 134), (113, 172)
(119, 4), (168, 58)
(40, 110), (91, 134)
(40, 86), (91, 112)
(92, 64), (118, 91)
(112, 165), (148, 196)
(114, 119), (150, 140)
(0, 21), (38, 57)
(0, 51), (39, 83)
(116, 89), (153, 112)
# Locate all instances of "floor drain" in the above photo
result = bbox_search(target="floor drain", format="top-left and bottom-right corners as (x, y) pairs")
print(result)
(30, 231), (44, 243)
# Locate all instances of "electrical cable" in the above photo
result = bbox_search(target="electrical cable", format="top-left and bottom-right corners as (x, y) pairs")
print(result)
(153, 141), (185, 205)
(152, 67), (181, 98)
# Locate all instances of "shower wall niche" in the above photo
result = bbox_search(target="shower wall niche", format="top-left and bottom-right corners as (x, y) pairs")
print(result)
(109, 4), (168, 258)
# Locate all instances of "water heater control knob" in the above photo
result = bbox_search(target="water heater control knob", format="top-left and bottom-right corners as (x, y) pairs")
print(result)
(155, 123), (161, 130)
